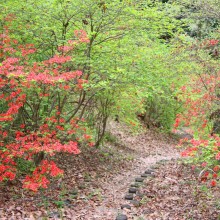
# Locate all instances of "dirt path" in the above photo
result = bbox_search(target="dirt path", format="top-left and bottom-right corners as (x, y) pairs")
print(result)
(63, 122), (181, 220)
(64, 122), (219, 220)
(1, 122), (219, 219)
(3, 121), (205, 220)
(92, 155), (179, 220)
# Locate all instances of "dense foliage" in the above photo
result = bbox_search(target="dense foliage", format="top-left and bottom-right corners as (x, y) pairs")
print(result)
(0, 0), (219, 190)
(170, 0), (220, 186)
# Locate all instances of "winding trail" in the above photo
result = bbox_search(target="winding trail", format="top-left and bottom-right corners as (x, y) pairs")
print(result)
(68, 122), (181, 220)
(1, 122), (219, 219)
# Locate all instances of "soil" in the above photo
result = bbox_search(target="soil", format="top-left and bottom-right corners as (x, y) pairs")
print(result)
(0, 121), (219, 220)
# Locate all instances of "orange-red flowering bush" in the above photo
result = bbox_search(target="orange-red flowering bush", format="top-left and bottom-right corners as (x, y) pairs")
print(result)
(0, 22), (93, 191)
(179, 136), (220, 186)
(175, 38), (220, 186)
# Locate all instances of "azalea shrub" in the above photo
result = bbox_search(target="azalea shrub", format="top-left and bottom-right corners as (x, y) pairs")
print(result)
(175, 39), (219, 136)
(180, 136), (220, 186)
(175, 38), (220, 186)
(0, 23), (93, 191)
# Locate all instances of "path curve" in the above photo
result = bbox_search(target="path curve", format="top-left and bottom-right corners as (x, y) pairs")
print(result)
(68, 122), (181, 220)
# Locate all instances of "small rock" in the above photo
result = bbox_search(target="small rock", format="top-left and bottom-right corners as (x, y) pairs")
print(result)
(129, 187), (137, 193)
(125, 194), (133, 200)
(141, 173), (149, 178)
(64, 199), (71, 204)
(116, 214), (128, 220)
(64, 199), (72, 207)
(130, 183), (142, 188)
(145, 169), (154, 174)
(130, 200), (140, 207)
(121, 204), (131, 210)
(143, 208), (154, 214)
(48, 211), (60, 218)
(135, 177), (144, 182)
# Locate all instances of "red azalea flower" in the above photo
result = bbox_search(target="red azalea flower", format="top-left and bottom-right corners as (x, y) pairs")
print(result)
(210, 180), (217, 187)
(213, 173), (218, 179)
(213, 166), (219, 172)
(216, 152), (220, 160)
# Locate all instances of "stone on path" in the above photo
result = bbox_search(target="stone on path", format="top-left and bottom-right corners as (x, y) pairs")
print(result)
(145, 169), (154, 174)
(135, 177), (144, 182)
(129, 187), (138, 193)
(116, 214), (128, 220)
(130, 200), (140, 207)
(121, 204), (131, 210)
(141, 173), (149, 178)
(130, 182), (142, 188)
(125, 194), (133, 200)
(49, 211), (60, 218)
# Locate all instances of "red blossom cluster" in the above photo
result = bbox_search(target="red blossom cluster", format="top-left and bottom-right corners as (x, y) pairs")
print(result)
(58, 30), (90, 52)
(200, 39), (219, 48)
(23, 160), (64, 191)
(179, 136), (220, 187)
(74, 30), (90, 43)
(26, 70), (82, 84)
(175, 71), (220, 136)
(174, 43), (220, 186)
(0, 23), (92, 191)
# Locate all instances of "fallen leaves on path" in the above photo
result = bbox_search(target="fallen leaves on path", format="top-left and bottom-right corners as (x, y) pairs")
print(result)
(135, 160), (220, 220)
(0, 121), (219, 219)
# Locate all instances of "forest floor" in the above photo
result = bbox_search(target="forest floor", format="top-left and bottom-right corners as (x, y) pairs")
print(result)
(0, 121), (220, 220)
